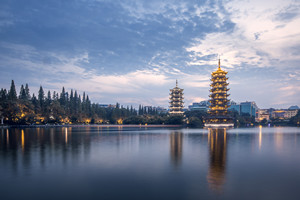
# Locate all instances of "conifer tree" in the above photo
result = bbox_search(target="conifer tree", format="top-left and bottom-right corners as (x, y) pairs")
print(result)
(8, 80), (17, 101)
(60, 87), (66, 106)
(0, 89), (7, 101)
(19, 84), (26, 100)
(86, 95), (91, 116)
(25, 83), (30, 100)
(52, 91), (57, 101)
(38, 86), (45, 109)
(31, 93), (39, 113)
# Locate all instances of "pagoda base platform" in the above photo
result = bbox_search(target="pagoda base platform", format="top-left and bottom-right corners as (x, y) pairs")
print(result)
(204, 123), (234, 128)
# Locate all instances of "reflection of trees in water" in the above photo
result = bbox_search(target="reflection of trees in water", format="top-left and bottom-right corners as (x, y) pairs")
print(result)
(170, 131), (183, 167)
(207, 128), (227, 193)
(0, 128), (92, 173)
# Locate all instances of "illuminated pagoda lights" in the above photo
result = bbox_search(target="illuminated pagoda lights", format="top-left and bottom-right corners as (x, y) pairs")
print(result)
(169, 80), (184, 115)
(205, 59), (234, 128)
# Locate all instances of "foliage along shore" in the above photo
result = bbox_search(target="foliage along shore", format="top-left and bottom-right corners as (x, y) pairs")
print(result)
(0, 80), (185, 126)
(1, 80), (299, 127)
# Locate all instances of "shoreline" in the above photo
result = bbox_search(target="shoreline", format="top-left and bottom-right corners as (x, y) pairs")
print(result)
(0, 124), (183, 129)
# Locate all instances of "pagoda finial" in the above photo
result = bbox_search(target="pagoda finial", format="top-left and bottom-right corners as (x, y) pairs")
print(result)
(176, 79), (178, 87)
(218, 55), (221, 70)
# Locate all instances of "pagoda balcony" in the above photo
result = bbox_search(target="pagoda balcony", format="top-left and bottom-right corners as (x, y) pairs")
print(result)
(212, 74), (227, 77)
(210, 90), (229, 94)
(169, 103), (184, 106)
(210, 88), (229, 93)
(210, 83), (229, 87)
(169, 93), (183, 96)
(209, 107), (228, 111)
(209, 100), (229, 104)
(209, 97), (228, 100)
(210, 78), (228, 82)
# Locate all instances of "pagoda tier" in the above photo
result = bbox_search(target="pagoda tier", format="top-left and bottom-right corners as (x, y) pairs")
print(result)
(169, 80), (184, 115)
(205, 59), (233, 127)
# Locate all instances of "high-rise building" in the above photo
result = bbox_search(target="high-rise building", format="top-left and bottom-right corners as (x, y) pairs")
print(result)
(240, 101), (258, 117)
(228, 101), (259, 117)
(228, 101), (240, 113)
(205, 59), (233, 128)
(169, 80), (184, 115)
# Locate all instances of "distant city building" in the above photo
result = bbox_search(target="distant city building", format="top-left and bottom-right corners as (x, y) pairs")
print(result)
(229, 101), (258, 117)
(240, 101), (258, 117)
(169, 80), (184, 115)
(228, 101), (240, 113)
(257, 109), (270, 122)
(98, 104), (116, 108)
(156, 106), (168, 114)
(256, 106), (299, 121)
(272, 109), (298, 119)
(288, 105), (300, 110)
(188, 101), (210, 111)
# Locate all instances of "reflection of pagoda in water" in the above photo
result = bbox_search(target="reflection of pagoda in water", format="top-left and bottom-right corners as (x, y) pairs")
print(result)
(170, 132), (183, 166)
(207, 128), (227, 192)
(205, 59), (233, 128)
(169, 80), (184, 115)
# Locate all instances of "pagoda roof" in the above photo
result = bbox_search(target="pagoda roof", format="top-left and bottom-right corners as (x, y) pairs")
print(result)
(211, 59), (228, 75)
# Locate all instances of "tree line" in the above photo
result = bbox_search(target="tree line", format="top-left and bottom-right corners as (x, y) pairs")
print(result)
(1, 80), (298, 127)
(0, 80), (170, 125)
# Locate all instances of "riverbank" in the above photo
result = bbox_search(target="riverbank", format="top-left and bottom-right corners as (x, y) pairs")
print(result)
(0, 124), (183, 129)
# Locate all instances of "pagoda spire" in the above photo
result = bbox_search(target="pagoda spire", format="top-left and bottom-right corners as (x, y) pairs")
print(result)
(176, 79), (178, 87)
(218, 55), (221, 70)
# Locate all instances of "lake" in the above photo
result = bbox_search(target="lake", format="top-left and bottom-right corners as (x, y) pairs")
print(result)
(1, 127), (300, 200)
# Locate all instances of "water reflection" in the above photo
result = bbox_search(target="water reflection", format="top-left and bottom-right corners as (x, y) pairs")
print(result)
(170, 132), (183, 167)
(1, 127), (300, 200)
(259, 126), (262, 150)
(207, 128), (227, 192)
(0, 128), (92, 173)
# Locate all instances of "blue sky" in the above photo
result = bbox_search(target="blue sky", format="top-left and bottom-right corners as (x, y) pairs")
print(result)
(0, 0), (300, 109)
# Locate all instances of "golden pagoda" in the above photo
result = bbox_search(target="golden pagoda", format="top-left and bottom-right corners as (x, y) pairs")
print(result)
(169, 80), (184, 115)
(205, 59), (233, 128)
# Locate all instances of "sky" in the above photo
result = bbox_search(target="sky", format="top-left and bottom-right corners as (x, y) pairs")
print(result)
(0, 0), (300, 109)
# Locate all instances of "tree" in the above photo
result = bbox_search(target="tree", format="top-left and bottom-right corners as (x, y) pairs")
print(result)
(38, 86), (45, 109)
(25, 83), (31, 100)
(19, 84), (26, 100)
(60, 87), (66, 107)
(8, 80), (17, 101)
(166, 115), (184, 125)
(31, 93), (39, 113)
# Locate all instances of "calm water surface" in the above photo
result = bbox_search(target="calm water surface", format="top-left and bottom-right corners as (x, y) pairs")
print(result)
(1, 127), (300, 200)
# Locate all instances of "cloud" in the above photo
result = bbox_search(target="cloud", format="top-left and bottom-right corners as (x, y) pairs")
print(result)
(1, 0), (300, 108)
(186, 0), (300, 69)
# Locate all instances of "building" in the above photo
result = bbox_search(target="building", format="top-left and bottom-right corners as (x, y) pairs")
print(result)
(257, 109), (270, 122)
(288, 105), (300, 110)
(169, 80), (184, 115)
(240, 101), (258, 117)
(156, 106), (168, 114)
(228, 101), (258, 117)
(272, 109), (298, 119)
(257, 106), (299, 121)
(98, 104), (116, 108)
(188, 101), (210, 111)
(228, 101), (240, 113)
(205, 59), (233, 128)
